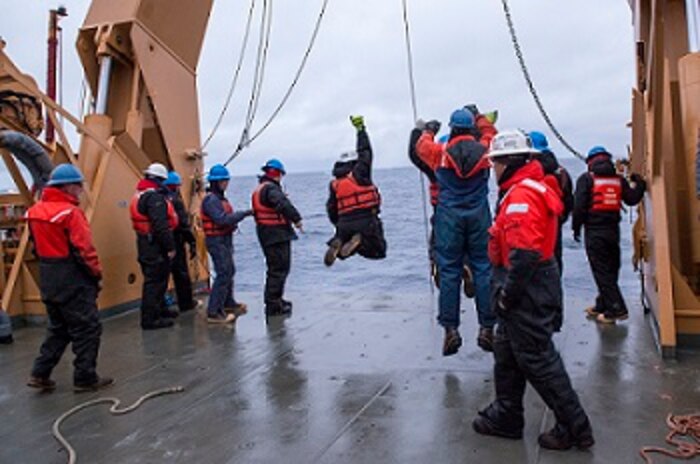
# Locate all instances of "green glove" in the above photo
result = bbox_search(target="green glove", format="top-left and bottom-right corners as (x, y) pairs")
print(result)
(350, 115), (365, 131)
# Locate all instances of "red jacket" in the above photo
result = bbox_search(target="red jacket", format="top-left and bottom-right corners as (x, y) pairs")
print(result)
(489, 162), (563, 267)
(416, 114), (497, 175)
(252, 182), (289, 226)
(26, 187), (102, 278)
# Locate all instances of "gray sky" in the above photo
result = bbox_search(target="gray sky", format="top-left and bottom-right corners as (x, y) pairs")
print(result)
(1, 0), (634, 178)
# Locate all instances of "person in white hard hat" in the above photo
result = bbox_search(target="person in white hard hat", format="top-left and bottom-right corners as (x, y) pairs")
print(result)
(130, 162), (180, 330)
(473, 130), (593, 451)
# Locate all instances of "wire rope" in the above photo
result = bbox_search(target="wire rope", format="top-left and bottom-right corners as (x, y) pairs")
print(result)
(200, 0), (257, 150)
(223, 0), (331, 166)
(401, 0), (434, 292)
(500, 0), (585, 161)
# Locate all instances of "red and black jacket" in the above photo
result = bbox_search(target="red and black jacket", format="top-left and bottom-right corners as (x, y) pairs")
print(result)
(130, 179), (178, 253)
(489, 161), (563, 306)
(26, 187), (102, 280)
(572, 156), (646, 235)
(331, 173), (381, 216)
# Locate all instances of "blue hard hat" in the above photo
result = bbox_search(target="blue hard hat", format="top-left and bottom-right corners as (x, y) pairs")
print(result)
(163, 171), (182, 186)
(448, 108), (474, 129)
(207, 164), (231, 182)
(47, 163), (84, 186)
(529, 131), (549, 152)
(261, 158), (286, 174)
(587, 145), (611, 160)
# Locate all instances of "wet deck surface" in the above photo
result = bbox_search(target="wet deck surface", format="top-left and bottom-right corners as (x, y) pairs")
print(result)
(2, 285), (700, 464)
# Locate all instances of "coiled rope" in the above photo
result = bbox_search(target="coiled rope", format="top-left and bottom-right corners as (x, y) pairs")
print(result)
(500, 0), (585, 162)
(401, 0), (434, 292)
(52, 386), (185, 464)
(640, 413), (700, 463)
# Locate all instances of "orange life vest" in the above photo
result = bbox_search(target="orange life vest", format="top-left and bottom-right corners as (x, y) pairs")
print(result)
(332, 174), (381, 215)
(590, 175), (622, 213)
(200, 193), (236, 237)
(130, 189), (178, 234)
(252, 182), (289, 226)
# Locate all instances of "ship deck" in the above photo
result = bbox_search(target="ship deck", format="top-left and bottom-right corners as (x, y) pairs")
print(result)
(1, 286), (700, 463)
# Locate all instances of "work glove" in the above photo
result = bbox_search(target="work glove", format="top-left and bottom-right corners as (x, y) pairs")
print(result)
(425, 120), (441, 135)
(494, 288), (511, 318)
(464, 104), (480, 116)
(349, 115), (365, 131)
(630, 173), (647, 191)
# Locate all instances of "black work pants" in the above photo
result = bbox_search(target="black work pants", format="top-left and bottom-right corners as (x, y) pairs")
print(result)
(137, 235), (170, 327)
(336, 214), (387, 260)
(585, 226), (627, 317)
(263, 241), (291, 306)
(32, 262), (101, 385)
(171, 235), (194, 311)
(484, 262), (591, 438)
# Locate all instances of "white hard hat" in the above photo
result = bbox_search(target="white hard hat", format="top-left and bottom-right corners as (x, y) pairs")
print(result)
(338, 151), (358, 163)
(488, 130), (540, 159)
(144, 162), (168, 180)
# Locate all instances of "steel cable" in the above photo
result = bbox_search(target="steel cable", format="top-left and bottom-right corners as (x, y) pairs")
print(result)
(223, 0), (331, 166)
(401, 0), (434, 292)
(200, 0), (257, 150)
(500, 0), (585, 162)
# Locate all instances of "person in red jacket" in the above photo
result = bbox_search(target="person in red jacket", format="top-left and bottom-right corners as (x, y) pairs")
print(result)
(26, 164), (113, 392)
(473, 131), (593, 451)
(131, 163), (179, 330)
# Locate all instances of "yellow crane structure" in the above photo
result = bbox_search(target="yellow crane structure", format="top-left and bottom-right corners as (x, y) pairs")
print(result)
(0, 0), (699, 358)
(629, 0), (700, 356)
(0, 0), (213, 323)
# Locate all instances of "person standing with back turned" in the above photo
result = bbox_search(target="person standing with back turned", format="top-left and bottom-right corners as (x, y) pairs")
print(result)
(26, 164), (113, 392)
(252, 159), (303, 317)
(572, 146), (646, 324)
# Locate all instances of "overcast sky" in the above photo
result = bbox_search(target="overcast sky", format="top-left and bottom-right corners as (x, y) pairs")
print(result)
(1, 0), (634, 177)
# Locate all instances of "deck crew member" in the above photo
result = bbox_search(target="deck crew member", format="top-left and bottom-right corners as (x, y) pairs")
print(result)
(572, 146), (646, 324)
(473, 130), (594, 451)
(252, 159), (303, 316)
(26, 164), (113, 392)
(528, 131), (574, 274)
(413, 106), (498, 355)
(325, 115), (386, 266)
(201, 164), (252, 324)
(131, 162), (179, 330)
(163, 171), (197, 313)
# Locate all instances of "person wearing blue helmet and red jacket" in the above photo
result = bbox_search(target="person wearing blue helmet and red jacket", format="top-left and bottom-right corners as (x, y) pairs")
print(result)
(201, 164), (253, 324)
(163, 171), (197, 313)
(324, 115), (386, 266)
(473, 130), (593, 451)
(131, 163), (180, 330)
(411, 105), (498, 356)
(252, 159), (303, 316)
(572, 146), (646, 324)
(26, 164), (113, 392)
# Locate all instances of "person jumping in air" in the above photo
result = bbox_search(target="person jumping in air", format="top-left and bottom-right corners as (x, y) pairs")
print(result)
(324, 115), (387, 266)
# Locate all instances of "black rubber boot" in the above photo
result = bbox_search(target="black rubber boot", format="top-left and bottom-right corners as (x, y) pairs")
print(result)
(472, 410), (523, 439)
(74, 376), (114, 393)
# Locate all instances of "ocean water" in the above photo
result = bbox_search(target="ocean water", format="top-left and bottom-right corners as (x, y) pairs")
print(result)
(223, 159), (641, 308)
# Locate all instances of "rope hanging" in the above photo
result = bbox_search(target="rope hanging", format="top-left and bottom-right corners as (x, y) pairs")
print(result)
(401, 0), (434, 292)
(200, 0), (257, 150)
(223, 0), (331, 166)
(500, 0), (586, 162)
